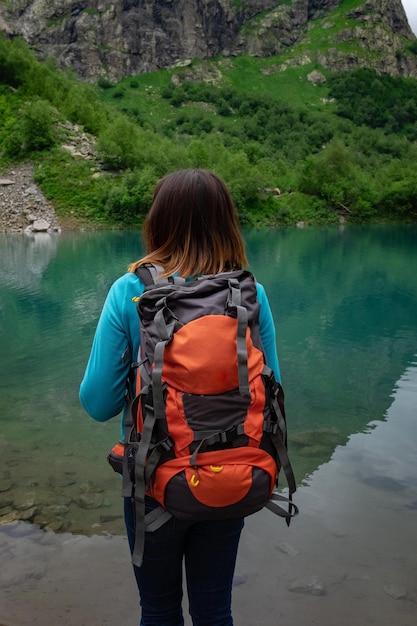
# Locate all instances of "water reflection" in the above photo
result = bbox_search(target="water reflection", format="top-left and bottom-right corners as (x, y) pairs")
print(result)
(248, 225), (417, 478)
(235, 359), (417, 625)
(300, 358), (417, 515)
(0, 232), (59, 293)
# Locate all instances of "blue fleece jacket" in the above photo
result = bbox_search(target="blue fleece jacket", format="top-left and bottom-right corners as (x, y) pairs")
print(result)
(79, 272), (280, 432)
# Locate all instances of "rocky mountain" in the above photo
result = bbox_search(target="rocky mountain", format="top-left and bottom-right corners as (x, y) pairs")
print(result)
(0, 0), (416, 82)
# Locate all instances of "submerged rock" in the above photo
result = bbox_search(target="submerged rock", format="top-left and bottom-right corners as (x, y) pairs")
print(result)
(78, 493), (104, 510)
(288, 575), (327, 596)
(383, 583), (407, 600)
(277, 541), (299, 556)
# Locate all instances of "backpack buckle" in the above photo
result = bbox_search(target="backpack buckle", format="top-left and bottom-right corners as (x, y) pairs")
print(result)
(157, 436), (174, 453)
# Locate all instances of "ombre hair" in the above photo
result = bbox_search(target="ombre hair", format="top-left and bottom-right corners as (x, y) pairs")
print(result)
(128, 169), (248, 277)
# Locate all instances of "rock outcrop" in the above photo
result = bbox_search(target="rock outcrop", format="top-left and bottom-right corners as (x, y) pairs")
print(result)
(0, 0), (416, 82)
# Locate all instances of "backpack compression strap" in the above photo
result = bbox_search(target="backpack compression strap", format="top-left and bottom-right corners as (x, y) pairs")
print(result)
(262, 365), (298, 524)
(265, 493), (299, 520)
(227, 278), (250, 396)
(131, 392), (172, 567)
(118, 266), (159, 499)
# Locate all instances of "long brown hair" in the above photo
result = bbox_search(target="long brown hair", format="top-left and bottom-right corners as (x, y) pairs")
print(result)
(129, 169), (247, 277)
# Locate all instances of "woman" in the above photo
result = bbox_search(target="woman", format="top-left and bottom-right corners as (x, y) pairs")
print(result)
(80, 169), (281, 626)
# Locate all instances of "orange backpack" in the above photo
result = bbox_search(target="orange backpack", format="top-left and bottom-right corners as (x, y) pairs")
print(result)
(110, 264), (297, 566)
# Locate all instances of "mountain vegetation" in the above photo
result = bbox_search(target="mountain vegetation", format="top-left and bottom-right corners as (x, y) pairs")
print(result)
(1, 28), (417, 228)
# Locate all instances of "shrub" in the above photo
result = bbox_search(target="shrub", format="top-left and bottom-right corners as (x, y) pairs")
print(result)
(408, 41), (417, 56)
(63, 84), (107, 134)
(379, 177), (417, 217)
(0, 35), (34, 88)
(112, 87), (125, 99)
(21, 99), (57, 151)
(97, 116), (142, 169)
(3, 99), (57, 157)
(104, 166), (157, 222)
(297, 138), (376, 216)
(97, 77), (113, 89)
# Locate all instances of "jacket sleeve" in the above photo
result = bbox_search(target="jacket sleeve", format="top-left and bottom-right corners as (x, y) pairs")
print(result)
(256, 282), (281, 383)
(79, 274), (144, 421)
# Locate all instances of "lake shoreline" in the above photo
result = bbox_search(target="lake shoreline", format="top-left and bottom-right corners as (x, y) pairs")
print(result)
(2, 438), (416, 626)
(2, 162), (415, 235)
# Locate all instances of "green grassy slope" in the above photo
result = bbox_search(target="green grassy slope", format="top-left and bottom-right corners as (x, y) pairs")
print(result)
(1, 1), (417, 228)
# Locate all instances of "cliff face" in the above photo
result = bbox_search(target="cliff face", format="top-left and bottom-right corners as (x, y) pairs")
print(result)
(0, 0), (416, 81)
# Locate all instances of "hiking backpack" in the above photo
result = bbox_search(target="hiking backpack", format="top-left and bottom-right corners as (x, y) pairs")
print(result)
(109, 264), (298, 566)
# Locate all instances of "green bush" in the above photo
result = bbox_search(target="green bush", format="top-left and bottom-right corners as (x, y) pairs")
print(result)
(379, 176), (417, 217)
(97, 116), (142, 169)
(408, 40), (417, 56)
(97, 77), (113, 89)
(104, 167), (157, 223)
(63, 84), (108, 134)
(3, 99), (57, 157)
(0, 35), (34, 87)
(2, 127), (24, 158)
(22, 99), (57, 151)
(112, 87), (126, 99)
(298, 138), (377, 216)
(186, 139), (211, 168)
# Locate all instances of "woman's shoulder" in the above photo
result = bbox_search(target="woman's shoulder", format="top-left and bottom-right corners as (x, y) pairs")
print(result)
(255, 280), (267, 300)
(112, 271), (144, 290)
(106, 272), (146, 306)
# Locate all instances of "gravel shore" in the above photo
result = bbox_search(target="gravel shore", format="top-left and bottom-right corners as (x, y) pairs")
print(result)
(0, 163), (61, 233)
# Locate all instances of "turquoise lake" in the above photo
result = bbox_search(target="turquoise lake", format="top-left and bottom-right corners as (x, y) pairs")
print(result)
(1, 225), (417, 624)
(0, 225), (416, 532)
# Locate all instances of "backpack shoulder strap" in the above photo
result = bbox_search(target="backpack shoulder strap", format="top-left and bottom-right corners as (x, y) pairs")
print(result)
(134, 263), (187, 287)
(134, 263), (162, 286)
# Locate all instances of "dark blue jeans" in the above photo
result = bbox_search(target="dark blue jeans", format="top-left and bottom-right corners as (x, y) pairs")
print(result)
(124, 497), (244, 626)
